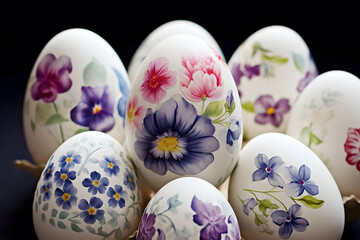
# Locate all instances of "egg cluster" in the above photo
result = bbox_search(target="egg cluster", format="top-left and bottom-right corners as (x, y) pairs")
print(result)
(25, 20), (359, 240)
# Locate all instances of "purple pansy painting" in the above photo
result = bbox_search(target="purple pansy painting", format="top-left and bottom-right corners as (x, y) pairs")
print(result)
(254, 95), (290, 128)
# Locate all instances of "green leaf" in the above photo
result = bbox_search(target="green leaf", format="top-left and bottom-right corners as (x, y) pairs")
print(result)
(263, 54), (288, 64)
(83, 58), (107, 86)
(36, 101), (54, 124)
(115, 228), (122, 239)
(295, 195), (325, 209)
(260, 199), (279, 209)
(51, 209), (58, 218)
(71, 223), (84, 232)
(293, 53), (305, 73)
(45, 113), (69, 125)
(252, 42), (269, 56)
(108, 217), (118, 227)
(59, 211), (69, 219)
(31, 119), (36, 132)
(49, 218), (55, 227)
(86, 226), (96, 234)
(309, 132), (323, 146)
(124, 218), (131, 230)
(108, 209), (119, 218)
(74, 128), (89, 135)
(202, 100), (225, 117)
(41, 213), (46, 222)
(99, 216), (106, 225)
(42, 202), (49, 211)
(58, 220), (67, 229)
(241, 101), (255, 113)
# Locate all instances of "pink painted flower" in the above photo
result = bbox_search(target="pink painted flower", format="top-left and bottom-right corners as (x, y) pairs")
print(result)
(126, 95), (145, 130)
(180, 54), (223, 102)
(140, 57), (177, 104)
(344, 127), (360, 171)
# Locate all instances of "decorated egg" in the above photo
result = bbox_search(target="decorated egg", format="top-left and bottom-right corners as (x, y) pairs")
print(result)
(32, 131), (142, 240)
(137, 177), (241, 239)
(228, 25), (318, 140)
(23, 28), (130, 165)
(228, 133), (344, 240)
(286, 70), (360, 198)
(125, 34), (243, 190)
(127, 20), (224, 81)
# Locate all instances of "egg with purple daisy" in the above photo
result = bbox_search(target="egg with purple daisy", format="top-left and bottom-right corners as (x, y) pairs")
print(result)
(32, 131), (143, 240)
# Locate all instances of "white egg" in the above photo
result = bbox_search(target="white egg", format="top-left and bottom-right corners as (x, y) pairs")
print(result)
(228, 25), (318, 140)
(127, 20), (224, 81)
(228, 133), (344, 240)
(32, 131), (142, 240)
(137, 177), (241, 239)
(125, 34), (243, 190)
(286, 70), (360, 198)
(23, 28), (130, 165)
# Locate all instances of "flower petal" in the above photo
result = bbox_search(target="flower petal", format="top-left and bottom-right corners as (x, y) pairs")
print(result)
(304, 181), (319, 196)
(254, 95), (275, 113)
(187, 136), (219, 153)
(274, 98), (291, 114)
(90, 171), (101, 180)
(252, 168), (268, 182)
(268, 156), (284, 170)
(255, 154), (269, 168)
(82, 178), (93, 187)
(70, 102), (92, 126)
(284, 166), (300, 182)
(288, 204), (302, 218)
(278, 222), (293, 239)
(167, 152), (214, 175)
(271, 210), (288, 226)
(292, 217), (309, 232)
(88, 112), (115, 132)
(255, 113), (273, 125)
(268, 172), (285, 188)
(298, 164), (311, 181)
(78, 199), (90, 210)
(285, 182), (303, 197)
(143, 154), (168, 175)
(36, 54), (56, 81)
(90, 197), (103, 209)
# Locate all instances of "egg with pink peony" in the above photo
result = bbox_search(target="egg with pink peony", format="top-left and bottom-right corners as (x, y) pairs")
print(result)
(125, 34), (243, 190)
(23, 28), (130, 165)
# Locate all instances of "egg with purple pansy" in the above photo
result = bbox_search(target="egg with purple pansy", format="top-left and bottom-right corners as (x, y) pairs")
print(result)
(33, 131), (142, 240)
(125, 34), (243, 190)
(228, 133), (344, 240)
(23, 28), (130, 165)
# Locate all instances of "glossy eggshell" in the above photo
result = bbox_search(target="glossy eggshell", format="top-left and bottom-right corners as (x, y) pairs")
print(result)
(137, 177), (241, 239)
(228, 133), (344, 240)
(23, 28), (130, 164)
(125, 34), (243, 190)
(286, 70), (360, 197)
(127, 20), (224, 81)
(228, 25), (318, 140)
(32, 131), (142, 240)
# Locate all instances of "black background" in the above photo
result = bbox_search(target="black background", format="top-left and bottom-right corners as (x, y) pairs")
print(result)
(0, 4), (359, 239)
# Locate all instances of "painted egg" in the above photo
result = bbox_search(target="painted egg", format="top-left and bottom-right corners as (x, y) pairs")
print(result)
(137, 177), (241, 239)
(125, 34), (243, 190)
(32, 131), (142, 240)
(228, 133), (344, 240)
(286, 70), (360, 198)
(228, 25), (318, 140)
(127, 20), (224, 82)
(23, 28), (130, 165)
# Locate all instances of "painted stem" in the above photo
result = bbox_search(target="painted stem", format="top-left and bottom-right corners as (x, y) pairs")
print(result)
(53, 102), (65, 143)
(244, 189), (288, 212)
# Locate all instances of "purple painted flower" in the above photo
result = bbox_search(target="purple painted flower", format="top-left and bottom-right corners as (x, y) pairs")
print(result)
(191, 195), (228, 240)
(78, 197), (105, 224)
(242, 198), (258, 216)
(137, 212), (156, 239)
(107, 184), (127, 208)
(254, 95), (290, 128)
(271, 204), (309, 239)
(220, 117), (242, 153)
(226, 215), (241, 240)
(284, 164), (319, 197)
(43, 162), (54, 181)
(156, 229), (166, 240)
(252, 154), (285, 188)
(54, 168), (76, 187)
(231, 63), (261, 98)
(40, 182), (52, 201)
(31, 53), (72, 103)
(135, 94), (219, 176)
(58, 150), (82, 171)
(70, 85), (115, 132)
(54, 183), (78, 210)
(123, 168), (136, 191)
(296, 54), (318, 93)
(82, 171), (109, 195)
(231, 63), (244, 98)
(99, 156), (120, 177)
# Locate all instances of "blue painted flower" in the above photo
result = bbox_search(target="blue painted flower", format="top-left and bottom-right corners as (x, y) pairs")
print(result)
(242, 198), (258, 216)
(271, 204), (309, 239)
(43, 162), (54, 181)
(55, 184), (78, 210)
(58, 150), (81, 171)
(99, 156), (120, 177)
(107, 184), (127, 208)
(252, 154), (285, 188)
(78, 197), (105, 224)
(40, 182), (52, 201)
(113, 67), (130, 123)
(123, 168), (136, 191)
(54, 168), (76, 187)
(134, 94), (220, 175)
(220, 117), (242, 153)
(82, 171), (109, 195)
(284, 164), (319, 197)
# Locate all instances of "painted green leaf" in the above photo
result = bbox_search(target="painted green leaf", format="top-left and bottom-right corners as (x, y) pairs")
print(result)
(41, 213), (46, 222)
(115, 228), (122, 239)
(99, 216), (106, 225)
(309, 132), (323, 146)
(293, 53), (305, 73)
(202, 100), (225, 117)
(42, 202), (49, 211)
(51, 208), (58, 218)
(258, 199), (279, 216)
(124, 218), (131, 230)
(49, 218), (55, 227)
(83, 58), (107, 86)
(58, 220), (67, 229)
(74, 128), (89, 135)
(263, 54), (288, 64)
(59, 211), (69, 219)
(36, 101), (54, 124)
(241, 101), (255, 113)
(35, 202), (38, 212)
(71, 223), (84, 232)
(108, 217), (118, 227)
(31, 120), (36, 132)
(45, 113), (69, 125)
(252, 42), (270, 56)
(86, 226), (96, 234)
(295, 195), (325, 209)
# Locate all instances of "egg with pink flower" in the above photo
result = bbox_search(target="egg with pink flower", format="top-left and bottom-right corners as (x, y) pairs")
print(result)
(23, 28), (130, 165)
(125, 34), (243, 190)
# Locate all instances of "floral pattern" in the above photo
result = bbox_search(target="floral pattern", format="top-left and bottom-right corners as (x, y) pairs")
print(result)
(78, 197), (105, 224)
(237, 153), (324, 239)
(126, 95), (145, 131)
(82, 171), (109, 195)
(344, 127), (360, 171)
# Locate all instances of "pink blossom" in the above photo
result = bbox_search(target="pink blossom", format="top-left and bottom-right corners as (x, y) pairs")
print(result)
(126, 95), (145, 131)
(344, 127), (360, 171)
(180, 55), (223, 102)
(140, 57), (177, 104)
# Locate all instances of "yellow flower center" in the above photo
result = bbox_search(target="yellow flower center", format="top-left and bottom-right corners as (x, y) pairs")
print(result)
(44, 187), (48, 192)
(266, 107), (275, 115)
(93, 180), (100, 186)
(46, 169), (51, 174)
(88, 207), (96, 215)
(66, 157), (72, 162)
(157, 136), (179, 152)
(62, 193), (70, 201)
(61, 174), (68, 180)
(114, 193), (120, 200)
(93, 104), (102, 114)
(128, 106), (135, 123)
(128, 177), (132, 182)
(108, 163), (114, 169)
(149, 75), (159, 88)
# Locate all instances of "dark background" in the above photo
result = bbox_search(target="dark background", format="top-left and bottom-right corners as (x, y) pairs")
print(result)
(1, 4), (359, 239)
